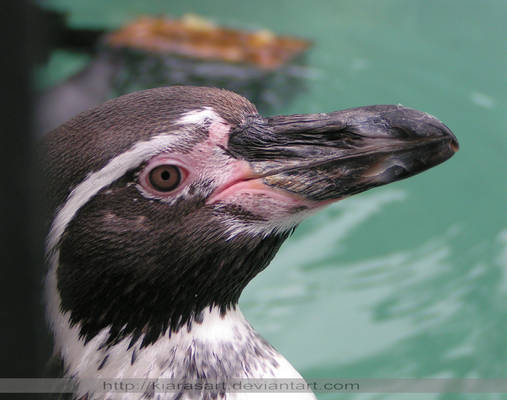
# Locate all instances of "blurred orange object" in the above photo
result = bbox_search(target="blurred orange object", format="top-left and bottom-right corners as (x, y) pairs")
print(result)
(107, 14), (311, 70)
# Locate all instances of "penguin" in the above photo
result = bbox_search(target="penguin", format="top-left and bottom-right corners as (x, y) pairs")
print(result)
(42, 86), (458, 399)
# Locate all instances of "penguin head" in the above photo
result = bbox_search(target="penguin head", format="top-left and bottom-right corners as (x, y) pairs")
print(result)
(43, 86), (458, 347)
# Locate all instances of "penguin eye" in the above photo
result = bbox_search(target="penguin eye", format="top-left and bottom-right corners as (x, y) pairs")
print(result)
(148, 165), (181, 192)
(138, 159), (189, 197)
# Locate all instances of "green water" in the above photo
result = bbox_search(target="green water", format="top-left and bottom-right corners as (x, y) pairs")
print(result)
(39, 0), (507, 398)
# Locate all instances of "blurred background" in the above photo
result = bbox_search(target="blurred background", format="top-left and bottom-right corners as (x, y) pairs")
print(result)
(1, 1), (506, 399)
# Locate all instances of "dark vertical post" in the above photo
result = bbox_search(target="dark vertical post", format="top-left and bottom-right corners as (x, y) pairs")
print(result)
(0, 0), (51, 381)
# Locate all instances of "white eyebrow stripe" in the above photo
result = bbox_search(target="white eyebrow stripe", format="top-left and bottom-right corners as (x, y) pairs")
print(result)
(46, 134), (180, 255)
(176, 107), (221, 125)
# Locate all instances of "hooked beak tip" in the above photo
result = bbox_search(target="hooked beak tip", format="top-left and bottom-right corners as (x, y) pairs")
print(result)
(449, 137), (460, 153)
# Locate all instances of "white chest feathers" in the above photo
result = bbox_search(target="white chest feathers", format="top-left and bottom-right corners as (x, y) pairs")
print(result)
(53, 307), (316, 400)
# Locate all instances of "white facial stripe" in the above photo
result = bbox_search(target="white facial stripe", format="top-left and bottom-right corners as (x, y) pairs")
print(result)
(176, 107), (221, 125)
(46, 134), (181, 254)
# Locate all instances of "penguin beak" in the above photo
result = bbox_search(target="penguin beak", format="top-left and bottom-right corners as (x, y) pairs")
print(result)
(227, 105), (459, 202)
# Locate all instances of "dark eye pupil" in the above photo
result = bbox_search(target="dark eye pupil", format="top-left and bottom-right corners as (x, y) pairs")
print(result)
(149, 165), (181, 192)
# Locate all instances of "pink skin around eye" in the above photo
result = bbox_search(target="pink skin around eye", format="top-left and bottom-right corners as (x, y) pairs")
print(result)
(138, 156), (190, 197)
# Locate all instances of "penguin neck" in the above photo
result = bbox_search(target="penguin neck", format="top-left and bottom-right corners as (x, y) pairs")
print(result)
(52, 305), (309, 396)
(48, 260), (279, 381)
(46, 255), (314, 398)
(58, 306), (270, 375)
